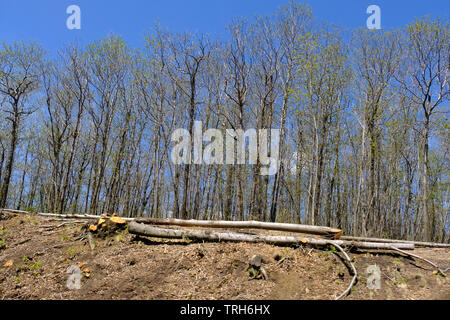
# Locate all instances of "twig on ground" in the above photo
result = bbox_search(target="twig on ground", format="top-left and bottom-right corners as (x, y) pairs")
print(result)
(275, 256), (287, 266)
(328, 242), (358, 300)
(260, 267), (269, 280)
(390, 246), (447, 277)
(33, 244), (64, 257)
(40, 220), (88, 231)
(11, 238), (31, 246)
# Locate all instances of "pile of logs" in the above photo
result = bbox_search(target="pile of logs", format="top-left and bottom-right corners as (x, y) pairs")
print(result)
(3, 208), (447, 249)
(128, 219), (416, 250)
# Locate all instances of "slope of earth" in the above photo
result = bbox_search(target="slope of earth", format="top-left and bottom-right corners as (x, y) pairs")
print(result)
(0, 212), (449, 300)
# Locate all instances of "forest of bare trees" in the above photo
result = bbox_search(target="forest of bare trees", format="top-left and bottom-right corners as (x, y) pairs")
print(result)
(0, 2), (448, 242)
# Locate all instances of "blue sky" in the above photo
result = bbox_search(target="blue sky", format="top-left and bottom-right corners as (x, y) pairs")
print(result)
(0, 0), (448, 52)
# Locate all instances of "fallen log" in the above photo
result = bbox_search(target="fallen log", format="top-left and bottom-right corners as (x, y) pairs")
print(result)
(0, 209), (134, 221)
(135, 217), (342, 239)
(341, 235), (450, 248)
(128, 221), (414, 250)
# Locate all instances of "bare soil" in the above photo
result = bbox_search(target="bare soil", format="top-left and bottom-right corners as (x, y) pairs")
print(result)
(0, 212), (449, 300)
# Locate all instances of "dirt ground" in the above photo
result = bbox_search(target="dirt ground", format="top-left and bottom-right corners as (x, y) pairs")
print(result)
(0, 211), (449, 300)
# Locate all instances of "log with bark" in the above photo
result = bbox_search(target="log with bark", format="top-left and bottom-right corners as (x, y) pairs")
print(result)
(128, 221), (414, 250)
(341, 235), (450, 248)
(135, 217), (342, 239)
(0, 209), (134, 221)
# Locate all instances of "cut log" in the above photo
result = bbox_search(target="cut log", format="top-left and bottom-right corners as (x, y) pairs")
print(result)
(0, 209), (134, 221)
(341, 235), (450, 248)
(128, 221), (414, 250)
(135, 217), (342, 239)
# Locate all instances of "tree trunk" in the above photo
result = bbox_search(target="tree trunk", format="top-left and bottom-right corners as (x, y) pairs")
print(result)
(0, 110), (19, 208)
(422, 114), (431, 241)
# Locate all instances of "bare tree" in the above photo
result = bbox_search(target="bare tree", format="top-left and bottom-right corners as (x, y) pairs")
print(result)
(0, 41), (43, 208)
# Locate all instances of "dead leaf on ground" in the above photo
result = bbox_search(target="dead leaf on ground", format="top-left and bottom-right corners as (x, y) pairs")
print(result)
(3, 259), (13, 267)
